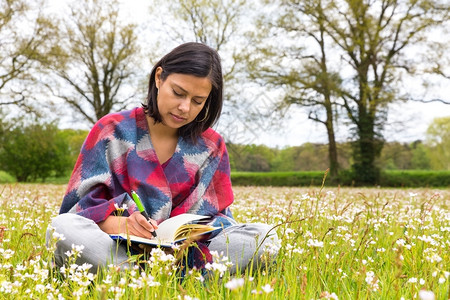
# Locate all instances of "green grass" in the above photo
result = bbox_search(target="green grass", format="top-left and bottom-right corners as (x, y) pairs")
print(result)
(0, 184), (449, 299)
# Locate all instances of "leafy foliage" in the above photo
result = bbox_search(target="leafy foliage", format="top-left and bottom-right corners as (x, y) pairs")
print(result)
(247, 0), (450, 184)
(426, 116), (450, 170)
(227, 138), (445, 175)
(231, 170), (450, 187)
(0, 119), (73, 182)
(0, 170), (15, 183)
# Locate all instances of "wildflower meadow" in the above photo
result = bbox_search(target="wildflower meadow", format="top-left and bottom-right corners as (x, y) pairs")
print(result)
(0, 183), (448, 299)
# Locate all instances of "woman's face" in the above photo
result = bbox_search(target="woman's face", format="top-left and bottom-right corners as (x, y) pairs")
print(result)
(155, 67), (212, 130)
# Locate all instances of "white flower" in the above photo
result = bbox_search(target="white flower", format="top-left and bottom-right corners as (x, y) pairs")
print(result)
(73, 244), (84, 252)
(102, 275), (112, 284)
(425, 253), (442, 263)
(285, 228), (295, 235)
(261, 284), (273, 293)
(35, 284), (46, 293)
(419, 278), (425, 285)
(365, 271), (379, 291)
(408, 277), (418, 283)
(225, 278), (244, 290)
(307, 239), (324, 248)
(321, 291), (339, 299)
(178, 296), (199, 300)
(0, 249), (14, 260)
(264, 240), (281, 256)
(438, 277), (445, 284)
(52, 232), (66, 241)
(418, 290), (435, 300)
(205, 262), (229, 277)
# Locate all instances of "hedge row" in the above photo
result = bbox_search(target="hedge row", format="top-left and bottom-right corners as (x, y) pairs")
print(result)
(1, 170), (449, 187)
(231, 170), (450, 188)
(230, 171), (327, 187)
(378, 170), (450, 188)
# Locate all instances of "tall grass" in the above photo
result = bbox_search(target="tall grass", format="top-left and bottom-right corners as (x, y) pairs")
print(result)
(0, 184), (448, 299)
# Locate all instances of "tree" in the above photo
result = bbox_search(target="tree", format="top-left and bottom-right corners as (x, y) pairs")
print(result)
(153, 0), (246, 81)
(0, 0), (58, 110)
(410, 141), (431, 170)
(426, 116), (450, 170)
(247, 0), (343, 178)
(46, 0), (140, 125)
(226, 143), (276, 171)
(58, 128), (89, 170)
(250, 0), (450, 185)
(152, 0), (277, 150)
(378, 142), (413, 170)
(0, 118), (72, 182)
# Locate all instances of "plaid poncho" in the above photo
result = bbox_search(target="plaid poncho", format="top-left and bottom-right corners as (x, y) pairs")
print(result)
(60, 107), (235, 230)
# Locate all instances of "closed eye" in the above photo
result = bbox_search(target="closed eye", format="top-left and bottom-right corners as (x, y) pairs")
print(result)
(172, 89), (184, 97)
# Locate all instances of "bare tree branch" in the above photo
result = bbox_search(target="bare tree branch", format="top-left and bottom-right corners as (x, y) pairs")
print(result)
(44, 0), (140, 124)
(409, 98), (450, 105)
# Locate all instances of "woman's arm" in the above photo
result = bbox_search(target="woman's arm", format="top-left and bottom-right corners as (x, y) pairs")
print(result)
(60, 112), (139, 223)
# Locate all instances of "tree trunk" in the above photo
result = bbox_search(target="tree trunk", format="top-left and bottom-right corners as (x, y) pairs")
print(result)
(352, 111), (382, 185)
(325, 107), (339, 179)
(327, 128), (339, 179)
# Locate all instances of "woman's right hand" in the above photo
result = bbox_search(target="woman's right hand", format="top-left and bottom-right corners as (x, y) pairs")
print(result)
(98, 212), (158, 239)
(125, 211), (158, 239)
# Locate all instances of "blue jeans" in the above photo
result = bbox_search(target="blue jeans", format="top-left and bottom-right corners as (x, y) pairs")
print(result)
(46, 213), (279, 275)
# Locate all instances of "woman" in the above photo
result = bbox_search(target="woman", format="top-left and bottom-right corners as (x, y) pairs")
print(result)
(47, 42), (278, 275)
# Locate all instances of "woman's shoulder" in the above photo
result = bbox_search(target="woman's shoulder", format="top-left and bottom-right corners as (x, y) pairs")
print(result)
(197, 128), (228, 155)
(201, 128), (225, 144)
(84, 108), (141, 147)
(90, 108), (145, 136)
(96, 107), (141, 126)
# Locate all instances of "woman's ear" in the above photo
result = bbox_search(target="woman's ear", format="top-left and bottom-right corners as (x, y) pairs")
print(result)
(155, 67), (163, 89)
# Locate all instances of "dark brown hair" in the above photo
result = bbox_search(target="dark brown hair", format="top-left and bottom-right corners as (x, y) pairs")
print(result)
(143, 42), (223, 143)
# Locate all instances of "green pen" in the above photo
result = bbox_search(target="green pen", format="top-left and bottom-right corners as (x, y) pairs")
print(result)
(131, 190), (157, 237)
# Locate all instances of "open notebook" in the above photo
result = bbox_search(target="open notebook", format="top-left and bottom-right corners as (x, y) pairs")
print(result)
(110, 213), (220, 247)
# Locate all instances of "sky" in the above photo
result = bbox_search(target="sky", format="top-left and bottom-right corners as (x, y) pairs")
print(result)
(45, 0), (450, 148)
(254, 100), (450, 148)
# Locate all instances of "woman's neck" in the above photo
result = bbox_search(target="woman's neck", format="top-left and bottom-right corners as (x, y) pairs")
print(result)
(146, 116), (178, 140)
(146, 116), (179, 164)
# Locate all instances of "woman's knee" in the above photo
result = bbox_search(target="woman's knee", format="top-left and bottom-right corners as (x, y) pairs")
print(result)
(46, 213), (97, 250)
(251, 223), (279, 255)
